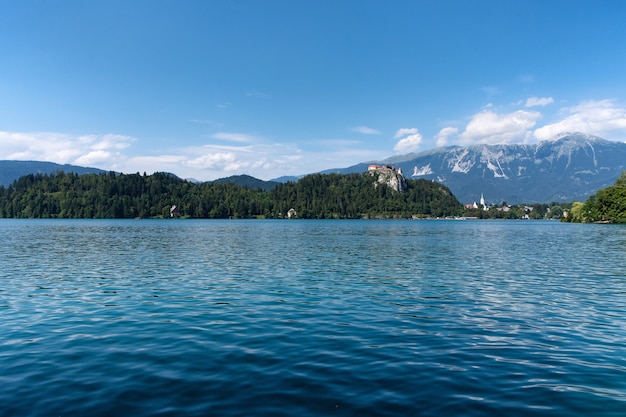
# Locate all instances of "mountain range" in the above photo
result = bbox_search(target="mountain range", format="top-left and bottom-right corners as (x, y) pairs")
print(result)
(314, 132), (626, 204)
(1, 132), (625, 204)
(0, 161), (107, 187)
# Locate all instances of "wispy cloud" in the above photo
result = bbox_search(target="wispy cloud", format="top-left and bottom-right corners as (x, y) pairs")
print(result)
(83, 134), (133, 150)
(245, 90), (271, 99)
(190, 119), (218, 125)
(0, 129), (381, 181)
(211, 132), (261, 143)
(524, 96), (554, 107)
(4, 97), (624, 183)
(350, 126), (381, 135)
(179, 142), (305, 177)
(186, 151), (239, 170)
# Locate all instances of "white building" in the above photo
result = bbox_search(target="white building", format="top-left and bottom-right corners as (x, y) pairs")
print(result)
(480, 193), (488, 211)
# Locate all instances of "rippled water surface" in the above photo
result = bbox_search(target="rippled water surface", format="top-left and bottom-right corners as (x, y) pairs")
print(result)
(1, 219), (625, 416)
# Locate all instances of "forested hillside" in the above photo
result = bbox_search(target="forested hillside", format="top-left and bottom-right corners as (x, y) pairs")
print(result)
(0, 171), (462, 219)
(328, 134), (626, 204)
(0, 160), (106, 186)
(565, 170), (626, 223)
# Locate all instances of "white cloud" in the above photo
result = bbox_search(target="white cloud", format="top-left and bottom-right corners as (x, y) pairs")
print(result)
(0, 129), (388, 181)
(74, 150), (114, 165)
(534, 99), (626, 140)
(11, 98), (623, 182)
(95, 134), (134, 150)
(351, 126), (381, 135)
(186, 151), (238, 170)
(131, 155), (187, 165)
(435, 127), (458, 147)
(459, 110), (541, 145)
(394, 134), (423, 153)
(0, 131), (134, 166)
(211, 132), (260, 143)
(251, 157), (270, 170)
(525, 97), (554, 107)
(393, 128), (423, 153)
(394, 128), (418, 139)
(173, 143), (308, 179)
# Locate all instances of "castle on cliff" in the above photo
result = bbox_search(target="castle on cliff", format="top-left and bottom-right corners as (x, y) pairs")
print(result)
(367, 164), (403, 176)
(367, 164), (406, 193)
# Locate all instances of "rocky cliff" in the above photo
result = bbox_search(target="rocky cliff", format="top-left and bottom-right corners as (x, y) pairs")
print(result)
(368, 166), (407, 193)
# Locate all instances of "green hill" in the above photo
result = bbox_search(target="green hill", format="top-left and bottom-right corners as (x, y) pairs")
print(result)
(0, 170), (462, 219)
(212, 174), (280, 191)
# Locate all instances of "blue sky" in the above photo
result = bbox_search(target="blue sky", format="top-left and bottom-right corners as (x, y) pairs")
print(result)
(1, 0), (626, 181)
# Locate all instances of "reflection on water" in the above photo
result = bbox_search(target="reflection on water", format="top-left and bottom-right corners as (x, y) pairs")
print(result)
(1, 219), (625, 417)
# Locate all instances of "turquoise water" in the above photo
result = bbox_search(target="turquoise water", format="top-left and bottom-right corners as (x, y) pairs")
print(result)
(1, 219), (625, 416)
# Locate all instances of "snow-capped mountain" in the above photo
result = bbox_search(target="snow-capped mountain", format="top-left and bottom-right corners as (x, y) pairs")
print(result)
(327, 133), (626, 204)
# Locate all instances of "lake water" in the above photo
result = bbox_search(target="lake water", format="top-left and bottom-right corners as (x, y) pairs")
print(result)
(1, 219), (625, 416)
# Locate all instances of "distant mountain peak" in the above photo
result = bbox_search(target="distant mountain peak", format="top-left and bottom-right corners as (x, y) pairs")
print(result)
(323, 132), (626, 204)
(212, 174), (279, 191)
(0, 160), (107, 187)
(550, 131), (603, 142)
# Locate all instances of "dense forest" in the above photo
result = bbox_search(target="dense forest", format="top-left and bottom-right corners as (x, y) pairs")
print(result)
(563, 170), (626, 223)
(0, 171), (463, 219)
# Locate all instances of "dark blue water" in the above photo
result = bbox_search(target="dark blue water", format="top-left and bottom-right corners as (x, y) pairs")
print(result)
(1, 219), (625, 416)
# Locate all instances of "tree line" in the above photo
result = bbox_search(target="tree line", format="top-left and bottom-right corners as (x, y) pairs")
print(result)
(0, 171), (463, 219)
(563, 170), (626, 223)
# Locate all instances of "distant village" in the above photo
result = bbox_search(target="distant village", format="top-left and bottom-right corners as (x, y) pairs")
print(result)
(367, 164), (561, 220)
(462, 194), (558, 220)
